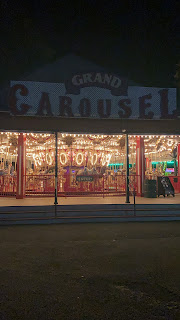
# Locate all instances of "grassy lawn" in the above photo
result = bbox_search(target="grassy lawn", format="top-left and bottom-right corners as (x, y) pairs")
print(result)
(0, 222), (180, 319)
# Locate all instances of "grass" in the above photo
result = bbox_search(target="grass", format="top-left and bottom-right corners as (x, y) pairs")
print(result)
(0, 222), (180, 319)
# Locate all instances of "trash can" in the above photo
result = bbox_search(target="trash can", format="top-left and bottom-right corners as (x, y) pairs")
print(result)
(144, 179), (157, 198)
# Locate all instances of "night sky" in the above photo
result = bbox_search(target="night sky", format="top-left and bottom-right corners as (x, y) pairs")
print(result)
(0, 0), (179, 86)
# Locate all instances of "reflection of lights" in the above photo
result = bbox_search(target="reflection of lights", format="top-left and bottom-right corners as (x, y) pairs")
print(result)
(106, 154), (112, 165)
(33, 153), (44, 166)
(1, 133), (180, 172)
(167, 140), (173, 146)
(60, 152), (67, 165)
(76, 152), (84, 165)
(101, 153), (106, 166)
(101, 153), (112, 166)
(90, 153), (97, 165)
(46, 153), (53, 165)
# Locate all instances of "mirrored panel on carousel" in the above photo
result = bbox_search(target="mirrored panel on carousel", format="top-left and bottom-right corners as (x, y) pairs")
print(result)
(143, 135), (179, 177)
(143, 135), (180, 199)
(26, 132), (55, 202)
(57, 133), (127, 197)
(0, 131), (180, 205)
(0, 131), (18, 196)
(56, 133), (180, 202)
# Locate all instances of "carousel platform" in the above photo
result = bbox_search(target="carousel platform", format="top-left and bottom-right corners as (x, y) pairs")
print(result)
(0, 195), (180, 225)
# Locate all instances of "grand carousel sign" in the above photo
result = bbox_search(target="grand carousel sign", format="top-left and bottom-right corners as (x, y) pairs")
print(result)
(9, 73), (177, 119)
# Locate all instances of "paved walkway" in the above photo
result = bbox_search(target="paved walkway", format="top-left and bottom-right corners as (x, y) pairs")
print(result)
(1, 223), (180, 319)
(0, 194), (180, 206)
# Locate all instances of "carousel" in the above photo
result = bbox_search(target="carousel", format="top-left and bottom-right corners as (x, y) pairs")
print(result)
(0, 131), (180, 197)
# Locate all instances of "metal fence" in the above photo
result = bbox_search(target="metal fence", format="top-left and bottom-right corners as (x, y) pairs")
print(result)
(25, 175), (55, 196)
(0, 175), (17, 196)
(25, 173), (139, 197)
(1, 173), (179, 198)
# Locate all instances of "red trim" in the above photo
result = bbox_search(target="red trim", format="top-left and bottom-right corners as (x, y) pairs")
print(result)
(178, 143), (180, 176)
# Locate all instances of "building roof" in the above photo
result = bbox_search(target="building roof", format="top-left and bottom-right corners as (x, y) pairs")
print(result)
(20, 54), (139, 86)
(0, 53), (140, 111)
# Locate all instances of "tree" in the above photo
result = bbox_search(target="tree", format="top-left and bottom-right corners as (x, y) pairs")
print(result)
(174, 63), (180, 87)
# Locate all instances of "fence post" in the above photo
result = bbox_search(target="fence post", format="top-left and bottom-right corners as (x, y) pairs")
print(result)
(103, 175), (104, 198)
(133, 180), (136, 216)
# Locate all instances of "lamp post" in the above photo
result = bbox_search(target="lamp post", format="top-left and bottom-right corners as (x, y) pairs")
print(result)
(125, 133), (130, 203)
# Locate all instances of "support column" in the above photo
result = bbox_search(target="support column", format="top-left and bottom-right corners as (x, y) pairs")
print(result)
(146, 158), (149, 171)
(178, 143), (180, 176)
(16, 133), (26, 199)
(136, 136), (145, 196)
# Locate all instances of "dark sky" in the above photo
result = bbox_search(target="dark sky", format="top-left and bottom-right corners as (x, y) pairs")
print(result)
(0, 0), (179, 86)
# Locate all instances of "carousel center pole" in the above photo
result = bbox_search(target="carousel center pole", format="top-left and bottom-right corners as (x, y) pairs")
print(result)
(125, 133), (130, 203)
(54, 131), (58, 210)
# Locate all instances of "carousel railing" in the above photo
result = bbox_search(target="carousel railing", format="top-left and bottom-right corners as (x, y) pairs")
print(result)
(24, 173), (139, 197)
(0, 175), (17, 196)
(63, 172), (107, 197)
(25, 174), (55, 196)
(1, 173), (179, 197)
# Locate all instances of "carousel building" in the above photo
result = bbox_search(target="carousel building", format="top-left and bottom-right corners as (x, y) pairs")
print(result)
(0, 54), (179, 202)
